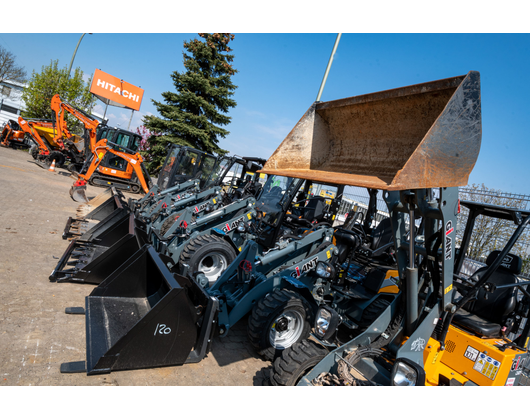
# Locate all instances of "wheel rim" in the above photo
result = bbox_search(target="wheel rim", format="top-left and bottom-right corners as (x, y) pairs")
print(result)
(198, 253), (228, 283)
(269, 310), (305, 350)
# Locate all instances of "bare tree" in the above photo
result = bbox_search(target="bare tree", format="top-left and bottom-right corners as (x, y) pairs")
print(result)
(457, 183), (530, 273)
(0, 45), (27, 84)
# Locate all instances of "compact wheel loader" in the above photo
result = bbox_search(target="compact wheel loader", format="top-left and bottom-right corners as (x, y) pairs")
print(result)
(50, 155), (267, 284)
(59, 70), (526, 381)
(260, 70), (529, 387)
(61, 143), (219, 240)
(58, 174), (346, 375)
(274, 197), (530, 387)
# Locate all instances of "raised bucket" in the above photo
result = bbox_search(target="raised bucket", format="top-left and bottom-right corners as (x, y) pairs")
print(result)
(261, 72), (482, 190)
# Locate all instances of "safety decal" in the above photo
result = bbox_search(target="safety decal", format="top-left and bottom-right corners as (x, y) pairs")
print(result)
(444, 284), (453, 295)
(473, 352), (501, 380)
(213, 199), (216, 204)
(326, 250), (331, 259)
(464, 345), (479, 362)
(247, 213), (252, 220)
(505, 378), (515, 386)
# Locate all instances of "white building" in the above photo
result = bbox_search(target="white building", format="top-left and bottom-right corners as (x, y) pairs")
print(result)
(0, 79), (26, 126)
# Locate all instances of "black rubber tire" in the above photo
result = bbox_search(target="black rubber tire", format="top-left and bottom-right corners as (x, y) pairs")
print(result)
(178, 234), (237, 283)
(248, 289), (313, 360)
(270, 339), (328, 386)
(47, 151), (66, 168)
(30, 145), (39, 160)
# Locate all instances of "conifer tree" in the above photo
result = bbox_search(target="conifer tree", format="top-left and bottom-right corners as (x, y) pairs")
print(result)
(142, 33), (237, 173)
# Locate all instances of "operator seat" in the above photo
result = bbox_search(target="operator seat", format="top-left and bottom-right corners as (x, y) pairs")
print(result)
(303, 196), (326, 222)
(453, 250), (521, 338)
(370, 217), (393, 250)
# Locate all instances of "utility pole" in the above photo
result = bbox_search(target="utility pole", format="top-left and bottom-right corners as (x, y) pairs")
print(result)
(316, 33), (342, 102)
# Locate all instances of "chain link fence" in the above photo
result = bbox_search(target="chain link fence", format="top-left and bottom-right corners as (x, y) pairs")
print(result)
(336, 186), (530, 274)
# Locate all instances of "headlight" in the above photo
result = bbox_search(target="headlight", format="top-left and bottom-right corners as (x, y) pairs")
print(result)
(314, 306), (340, 341)
(237, 221), (246, 232)
(316, 262), (335, 279)
(390, 359), (425, 386)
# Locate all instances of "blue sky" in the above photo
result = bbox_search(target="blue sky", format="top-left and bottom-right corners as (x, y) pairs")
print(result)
(2, 8), (530, 195)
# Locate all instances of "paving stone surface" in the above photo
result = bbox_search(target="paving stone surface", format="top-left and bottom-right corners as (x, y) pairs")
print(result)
(0, 147), (271, 386)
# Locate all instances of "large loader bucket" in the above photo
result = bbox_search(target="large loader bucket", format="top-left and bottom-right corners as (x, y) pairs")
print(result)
(63, 188), (128, 240)
(51, 214), (141, 284)
(60, 245), (218, 375)
(76, 187), (125, 218)
(261, 71), (481, 190)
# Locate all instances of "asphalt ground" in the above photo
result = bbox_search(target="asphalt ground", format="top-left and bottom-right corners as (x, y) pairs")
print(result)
(0, 146), (271, 386)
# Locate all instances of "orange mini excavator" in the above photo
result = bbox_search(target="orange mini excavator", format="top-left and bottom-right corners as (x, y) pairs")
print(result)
(0, 119), (27, 148)
(19, 94), (97, 170)
(70, 130), (152, 202)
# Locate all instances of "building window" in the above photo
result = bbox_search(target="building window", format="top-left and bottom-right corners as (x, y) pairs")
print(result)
(0, 103), (19, 115)
(1, 86), (12, 97)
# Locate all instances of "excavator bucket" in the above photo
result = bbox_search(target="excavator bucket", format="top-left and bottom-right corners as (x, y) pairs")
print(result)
(60, 245), (218, 375)
(70, 183), (89, 203)
(261, 71), (482, 190)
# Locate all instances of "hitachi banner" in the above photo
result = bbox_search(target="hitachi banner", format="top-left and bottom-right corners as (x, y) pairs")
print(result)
(90, 69), (144, 111)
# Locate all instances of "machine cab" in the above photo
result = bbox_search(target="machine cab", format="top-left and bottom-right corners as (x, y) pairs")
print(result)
(97, 126), (142, 172)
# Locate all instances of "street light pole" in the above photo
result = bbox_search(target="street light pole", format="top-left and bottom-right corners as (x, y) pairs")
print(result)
(316, 33), (341, 102)
(67, 33), (92, 80)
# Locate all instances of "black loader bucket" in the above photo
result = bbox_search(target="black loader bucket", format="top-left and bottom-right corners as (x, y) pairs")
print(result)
(63, 188), (128, 240)
(51, 214), (141, 284)
(60, 245), (218, 375)
(261, 71), (482, 190)
(76, 187), (123, 217)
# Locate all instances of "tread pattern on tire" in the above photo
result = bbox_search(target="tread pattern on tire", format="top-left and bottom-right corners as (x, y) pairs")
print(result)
(179, 235), (237, 282)
(248, 289), (312, 361)
(270, 339), (328, 386)
(179, 234), (235, 268)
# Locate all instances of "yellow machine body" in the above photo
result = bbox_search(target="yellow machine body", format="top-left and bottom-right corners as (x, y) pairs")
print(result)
(423, 325), (527, 386)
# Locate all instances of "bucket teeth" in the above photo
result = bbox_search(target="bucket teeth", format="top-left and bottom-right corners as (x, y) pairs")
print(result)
(71, 251), (87, 257)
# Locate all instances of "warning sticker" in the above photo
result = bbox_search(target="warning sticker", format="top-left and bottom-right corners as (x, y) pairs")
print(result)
(473, 352), (501, 380)
(505, 378), (515, 386)
(464, 346), (479, 362)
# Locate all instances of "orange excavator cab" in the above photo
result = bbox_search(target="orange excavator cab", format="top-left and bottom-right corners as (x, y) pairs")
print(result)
(70, 128), (152, 202)
(0, 119), (27, 148)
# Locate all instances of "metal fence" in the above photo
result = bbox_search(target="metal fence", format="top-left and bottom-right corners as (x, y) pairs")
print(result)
(458, 187), (530, 275)
(333, 186), (530, 274)
(335, 186), (388, 226)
